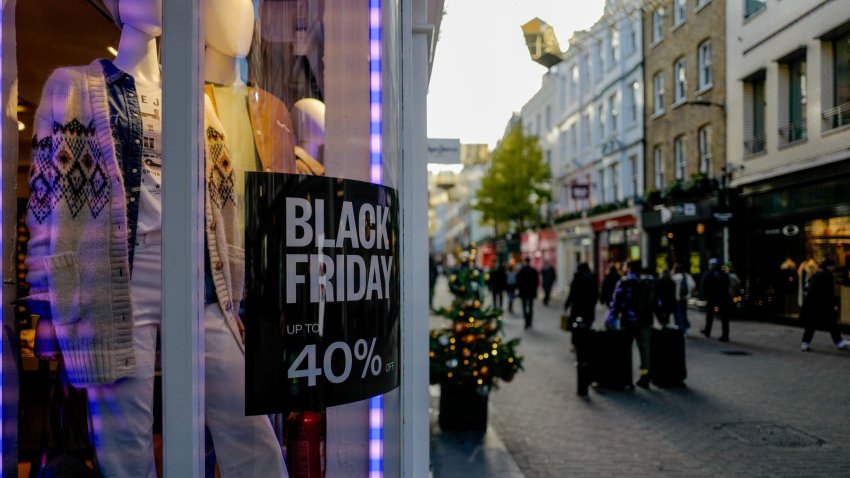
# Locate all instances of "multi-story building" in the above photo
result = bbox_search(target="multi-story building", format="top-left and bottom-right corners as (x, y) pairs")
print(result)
(641, 0), (727, 277)
(726, 0), (850, 324)
(546, 0), (645, 289)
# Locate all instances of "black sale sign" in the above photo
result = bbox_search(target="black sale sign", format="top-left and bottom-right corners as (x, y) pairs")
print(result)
(243, 173), (400, 415)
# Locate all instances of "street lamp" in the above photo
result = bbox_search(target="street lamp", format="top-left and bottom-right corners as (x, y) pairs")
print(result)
(718, 163), (744, 265)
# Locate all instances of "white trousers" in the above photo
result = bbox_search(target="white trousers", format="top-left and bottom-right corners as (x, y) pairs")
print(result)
(86, 240), (285, 477)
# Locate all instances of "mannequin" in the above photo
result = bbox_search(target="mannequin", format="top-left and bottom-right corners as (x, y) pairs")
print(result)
(24, 0), (282, 476)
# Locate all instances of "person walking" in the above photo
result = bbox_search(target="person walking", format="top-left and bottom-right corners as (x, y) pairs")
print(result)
(505, 264), (518, 314)
(541, 262), (557, 306)
(800, 258), (850, 352)
(489, 263), (507, 310)
(701, 258), (731, 342)
(606, 261), (655, 388)
(655, 268), (676, 327)
(517, 258), (540, 329)
(671, 263), (696, 335)
(564, 262), (599, 329)
(600, 264), (621, 308)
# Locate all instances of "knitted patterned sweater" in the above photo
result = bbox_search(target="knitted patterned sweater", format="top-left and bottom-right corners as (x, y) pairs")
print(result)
(25, 59), (245, 388)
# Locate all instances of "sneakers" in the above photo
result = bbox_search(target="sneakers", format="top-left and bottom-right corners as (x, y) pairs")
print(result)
(801, 342), (811, 352)
(836, 340), (850, 350)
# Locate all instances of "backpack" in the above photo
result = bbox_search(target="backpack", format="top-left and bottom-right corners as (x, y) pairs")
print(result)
(622, 278), (655, 316)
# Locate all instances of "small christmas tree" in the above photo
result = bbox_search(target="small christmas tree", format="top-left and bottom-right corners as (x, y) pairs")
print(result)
(429, 245), (523, 397)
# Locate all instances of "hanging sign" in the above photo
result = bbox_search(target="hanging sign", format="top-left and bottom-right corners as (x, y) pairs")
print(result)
(243, 173), (400, 415)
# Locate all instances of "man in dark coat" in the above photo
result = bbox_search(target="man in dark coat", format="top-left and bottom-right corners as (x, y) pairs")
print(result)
(564, 263), (599, 328)
(606, 261), (655, 388)
(517, 258), (540, 329)
(540, 262), (557, 306)
(800, 258), (850, 351)
(700, 258), (731, 342)
(489, 264), (507, 310)
(599, 264), (621, 308)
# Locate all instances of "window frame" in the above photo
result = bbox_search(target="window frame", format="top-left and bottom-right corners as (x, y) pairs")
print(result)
(673, 0), (687, 27)
(674, 135), (686, 180)
(653, 71), (666, 115)
(674, 57), (687, 104)
(652, 8), (665, 44)
(698, 125), (712, 176)
(698, 40), (713, 91)
(654, 146), (665, 189)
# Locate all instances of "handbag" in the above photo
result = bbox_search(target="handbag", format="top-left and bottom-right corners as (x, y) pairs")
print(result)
(560, 313), (574, 332)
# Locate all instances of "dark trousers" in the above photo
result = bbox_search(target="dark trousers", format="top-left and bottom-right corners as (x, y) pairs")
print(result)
(543, 286), (553, 306)
(521, 297), (534, 328)
(492, 290), (504, 309)
(674, 300), (690, 333)
(704, 300), (729, 339)
(802, 321), (843, 345)
(629, 324), (652, 373)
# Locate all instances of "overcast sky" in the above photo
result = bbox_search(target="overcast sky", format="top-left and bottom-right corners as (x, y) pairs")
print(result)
(427, 0), (606, 148)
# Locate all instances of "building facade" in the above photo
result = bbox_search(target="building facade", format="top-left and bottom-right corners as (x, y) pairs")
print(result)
(726, 0), (850, 324)
(641, 0), (728, 278)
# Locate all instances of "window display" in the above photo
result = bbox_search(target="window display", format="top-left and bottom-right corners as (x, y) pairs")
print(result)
(10, 0), (402, 476)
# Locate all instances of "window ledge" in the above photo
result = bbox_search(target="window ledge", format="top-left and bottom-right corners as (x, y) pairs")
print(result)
(650, 110), (666, 120)
(649, 38), (663, 49)
(695, 84), (714, 96)
(778, 137), (808, 150)
(671, 20), (686, 33)
(672, 99), (687, 110)
(695, 0), (712, 14)
(822, 122), (850, 137)
(744, 150), (767, 160)
(744, 5), (766, 24)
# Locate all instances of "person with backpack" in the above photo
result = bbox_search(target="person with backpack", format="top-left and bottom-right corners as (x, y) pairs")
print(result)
(655, 268), (676, 326)
(671, 263), (696, 335)
(701, 258), (731, 342)
(606, 260), (655, 388)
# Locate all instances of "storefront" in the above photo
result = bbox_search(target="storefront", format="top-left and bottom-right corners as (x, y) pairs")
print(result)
(520, 229), (557, 272)
(739, 162), (850, 325)
(641, 197), (722, 278)
(591, 209), (642, 280)
(554, 218), (593, 296)
(1, 1), (436, 476)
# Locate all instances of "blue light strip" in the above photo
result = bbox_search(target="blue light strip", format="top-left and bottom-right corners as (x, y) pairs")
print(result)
(369, 0), (382, 185)
(368, 1), (384, 476)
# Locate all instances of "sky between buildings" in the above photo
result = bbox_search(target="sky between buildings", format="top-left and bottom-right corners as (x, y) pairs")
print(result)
(427, 0), (607, 148)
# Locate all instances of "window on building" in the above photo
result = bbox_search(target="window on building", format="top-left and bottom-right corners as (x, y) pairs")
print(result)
(829, 32), (850, 128)
(674, 135), (686, 180)
(559, 131), (567, 168)
(744, 72), (766, 156)
(546, 105), (552, 130)
(674, 57), (687, 103)
(610, 28), (620, 68)
(597, 103), (606, 140)
(582, 53), (591, 90)
(627, 21), (637, 56)
(599, 168), (607, 203)
(652, 8), (665, 43)
(696, 0), (711, 9)
(609, 93), (618, 132)
(653, 71), (665, 114)
(698, 40), (712, 90)
(559, 76), (567, 109)
(745, 0), (766, 19)
(629, 155), (641, 197)
(571, 64), (579, 103)
(536, 113), (542, 136)
(654, 146), (664, 189)
(781, 55), (807, 144)
(546, 149), (552, 167)
(611, 163), (621, 201)
(673, 0), (687, 26)
(582, 111), (591, 147)
(698, 125), (712, 176)
(630, 81), (639, 123)
(570, 124), (578, 156)
(595, 40), (604, 78)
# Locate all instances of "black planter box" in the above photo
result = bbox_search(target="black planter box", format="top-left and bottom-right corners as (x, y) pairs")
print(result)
(438, 381), (488, 431)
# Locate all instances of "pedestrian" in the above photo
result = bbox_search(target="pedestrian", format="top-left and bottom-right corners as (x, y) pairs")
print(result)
(655, 268), (676, 326)
(429, 255), (439, 307)
(800, 258), (850, 352)
(726, 262), (742, 320)
(599, 264), (621, 308)
(671, 263), (696, 335)
(701, 258), (731, 342)
(605, 260), (655, 388)
(564, 262), (599, 329)
(517, 258), (540, 329)
(541, 261), (557, 306)
(505, 263), (518, 314)
(489, 263), (507, 310)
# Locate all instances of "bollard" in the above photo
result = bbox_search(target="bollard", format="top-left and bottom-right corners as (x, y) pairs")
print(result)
(573, 318), (591, 396)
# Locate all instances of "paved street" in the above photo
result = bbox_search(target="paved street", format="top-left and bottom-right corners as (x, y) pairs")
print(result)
(430, 277), (850, 478)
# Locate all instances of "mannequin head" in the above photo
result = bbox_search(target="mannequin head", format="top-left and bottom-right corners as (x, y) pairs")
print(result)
(204, 0), (255, 59)
(104, 0), (163, 37)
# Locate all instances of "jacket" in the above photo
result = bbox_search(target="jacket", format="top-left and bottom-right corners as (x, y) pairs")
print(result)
(672, 272), (696, 302)
(24, 59), (244, 388)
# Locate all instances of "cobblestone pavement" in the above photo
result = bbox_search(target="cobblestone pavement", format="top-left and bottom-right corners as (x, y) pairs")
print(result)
(430, 278), (850, 477)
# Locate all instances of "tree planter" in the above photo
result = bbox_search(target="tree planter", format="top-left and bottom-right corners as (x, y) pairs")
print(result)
(438, 381), (488, 432)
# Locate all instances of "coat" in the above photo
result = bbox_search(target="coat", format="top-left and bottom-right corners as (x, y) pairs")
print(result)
(800, 267), (838, 328)
(565, 270), (599, 320)
(517, 265), (540, 299)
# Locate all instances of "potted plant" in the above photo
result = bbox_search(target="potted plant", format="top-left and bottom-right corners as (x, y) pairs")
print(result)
(429, 246), (523, 431)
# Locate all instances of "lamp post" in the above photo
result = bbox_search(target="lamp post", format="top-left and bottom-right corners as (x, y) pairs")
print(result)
(718, 163), (744, 265)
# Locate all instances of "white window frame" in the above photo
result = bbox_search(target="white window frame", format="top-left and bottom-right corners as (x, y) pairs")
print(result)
(597, 103), (606, 141)
(630, 81), (639, 123)
(609, 93), (618, 132)
(654, 146), (664, 189)
(674, 136), (686, 180)
(570, 64), (579, 103)
(698, 125), (712, 176)
(609, 28), (619, 68)
(698, 40), (713, 90)
(652, 8), (665, 44)
(611, 163), (621, 201)
(653, 71), (665, 115)
(629, 154), (641, 197)
(674, 57), (687, 104)
(673, 0), (687, 27)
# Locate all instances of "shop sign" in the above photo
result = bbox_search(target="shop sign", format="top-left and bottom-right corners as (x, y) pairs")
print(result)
(591, 214), (635, 232)
(571, 183), (590, 200)
(713, 212), (733, 222)
(782, 224), (800, 236)
(243, 174), (400, 415)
